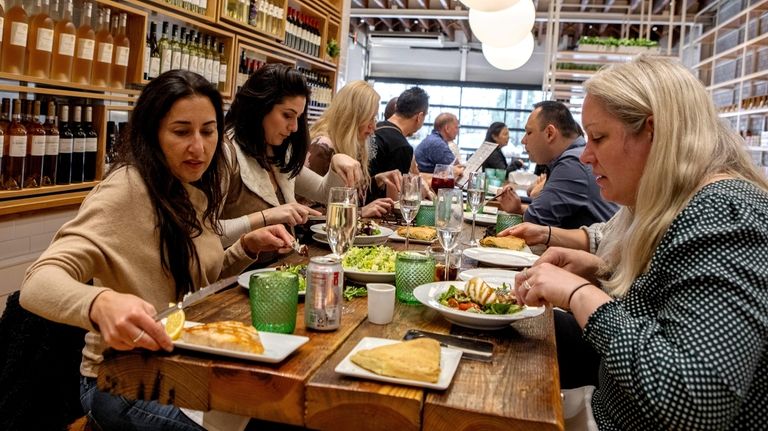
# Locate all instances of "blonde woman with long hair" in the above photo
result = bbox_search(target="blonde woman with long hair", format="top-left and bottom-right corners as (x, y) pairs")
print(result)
(514, 56), (768, 429)
(307, 80), (398, 217)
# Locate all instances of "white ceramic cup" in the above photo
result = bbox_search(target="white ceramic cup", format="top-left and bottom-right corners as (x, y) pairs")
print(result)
(366, 283), (396, 325)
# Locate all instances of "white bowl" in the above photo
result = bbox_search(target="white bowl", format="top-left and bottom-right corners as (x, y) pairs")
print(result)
(509, 171), (538, 187)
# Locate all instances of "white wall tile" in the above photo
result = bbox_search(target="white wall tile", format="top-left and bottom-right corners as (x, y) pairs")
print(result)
(0, 238), (31, 260)
(30, 232), (56, 253)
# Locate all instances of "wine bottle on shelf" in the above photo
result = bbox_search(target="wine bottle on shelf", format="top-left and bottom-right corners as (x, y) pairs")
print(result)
(70, 105), (85, 183)
(211, 37), (220, 85)
(20, 99), (31, 128)
(4, 99), (27, 190)
(179, 27), (190, 71)
(170, 24), (181, 70)
(105, 121), (117, 166)
(83, 105), (98, 181)
(55, 104), (72, 185)
(24, 100), (46, 188)
(42, 100), (58, 186)
(72, 1), (95, 84)
(110, 12), (129, 88)
(158, 21), (171, 74)
(147, 21), (160, 80)
(247, 0), (258, 26)
(203, 34), (214, 83)
(91, 7), (113, 87)
(188, 30), (199, 76)
(218, 42), (227, 91)
(27, 0), (54, 78)
(50, 0), (76, 82)
(1, 0), (29, 74)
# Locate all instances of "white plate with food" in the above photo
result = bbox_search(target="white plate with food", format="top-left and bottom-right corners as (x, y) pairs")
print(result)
(462, 247), (538, 268)
(413, 281), (544, 330)
(458, 268), (519, 286)
(388, 226), (437, 244)
(335, 337), (462, 390)
(310, 222), (394, 246)
(463, 212), (497, 226)
(238, 265), (307, 296)
(339, 246), (397, 283)
(172, 321), (309, 363)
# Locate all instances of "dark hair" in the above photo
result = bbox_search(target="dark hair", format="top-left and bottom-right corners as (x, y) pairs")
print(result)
(484, 121), (507, 143)
(112, 70), (225, 300)
(225, 64), (311, 179)
(383, 96), (398, 120)
(395, 86), (429, 118)
(533, 100), (583, 138)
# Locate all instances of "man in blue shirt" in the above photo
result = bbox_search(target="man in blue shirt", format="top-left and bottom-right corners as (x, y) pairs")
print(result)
(414, 113), (460, 173)
(498, 101), (618, 229)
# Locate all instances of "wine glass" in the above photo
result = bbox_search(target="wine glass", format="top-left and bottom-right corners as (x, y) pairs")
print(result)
(430, 164), (455, 194)
(399, 174), (421, 251)
(326, 187), (358, 259)
(466, 172), (486, 247)
(435, 188), (463, 281)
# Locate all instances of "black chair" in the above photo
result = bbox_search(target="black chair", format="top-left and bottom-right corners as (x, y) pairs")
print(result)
(0, 291), (86, 431)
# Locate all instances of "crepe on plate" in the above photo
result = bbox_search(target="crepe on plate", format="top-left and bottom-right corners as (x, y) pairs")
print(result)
(396, 226), (437, 241)
(182, 321), (264, 354)
(479, 235), (526, 251)
(350, 338), (441, 383)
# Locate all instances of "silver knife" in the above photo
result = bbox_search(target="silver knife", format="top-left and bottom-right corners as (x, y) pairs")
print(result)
(403, 329), (494, 362)
(154, 274), (239, 321)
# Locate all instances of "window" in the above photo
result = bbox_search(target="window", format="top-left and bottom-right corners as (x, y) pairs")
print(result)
(372, 79), (543, 171)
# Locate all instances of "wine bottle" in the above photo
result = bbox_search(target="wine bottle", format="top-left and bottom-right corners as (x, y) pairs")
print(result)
(50, 0), (76, 81)
(70, 105), (85, 183)
(42, 100), (58, 186)
(158, 21), (171, 74)
(1, 0), (29, 74)
(55, 104), (73, 185)
(110, 12), (129, 88)
(72, 1), (95, 84)
(83, 105), (98, 181)
(91, 7), (113, 87)
(23, 100), (46, 188)
(4, 99), (27, 190)
(147, 21), (160, 80)
(27, 0), (54, 78)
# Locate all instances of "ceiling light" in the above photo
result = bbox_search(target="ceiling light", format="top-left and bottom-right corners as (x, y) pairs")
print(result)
(469, 0), (535, 48)
(482, 32), (534, 70)
(460, 0), (520, 12)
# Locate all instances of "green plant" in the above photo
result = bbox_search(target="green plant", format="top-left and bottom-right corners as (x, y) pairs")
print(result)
(326, 38), (340, 59)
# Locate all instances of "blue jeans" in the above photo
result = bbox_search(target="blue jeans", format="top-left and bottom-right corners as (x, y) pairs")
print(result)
(80, 376), (205, 431)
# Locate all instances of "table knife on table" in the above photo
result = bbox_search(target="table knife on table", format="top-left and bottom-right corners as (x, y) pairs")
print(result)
(403, 329), (494, 362)
(154, 274), (239, 321)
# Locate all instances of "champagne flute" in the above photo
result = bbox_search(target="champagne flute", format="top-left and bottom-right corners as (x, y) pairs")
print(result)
(399, 174), (421, 251)
(326, 187), (358, 259)
(466, 172), (486, 247)
(435, 188), (463, 281)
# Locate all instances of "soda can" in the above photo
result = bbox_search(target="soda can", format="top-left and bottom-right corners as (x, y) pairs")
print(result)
(305, 256), (343, 330)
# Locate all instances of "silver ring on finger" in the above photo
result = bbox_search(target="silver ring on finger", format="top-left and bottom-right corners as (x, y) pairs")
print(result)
(522, 268), (528, 279)
(131, 329), (146, 344)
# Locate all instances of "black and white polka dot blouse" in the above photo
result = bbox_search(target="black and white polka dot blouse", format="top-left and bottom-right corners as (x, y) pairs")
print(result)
(583, 179), (768, 430)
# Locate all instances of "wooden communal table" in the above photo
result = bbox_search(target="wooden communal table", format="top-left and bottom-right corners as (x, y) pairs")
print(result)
(98, 220), (564, 430)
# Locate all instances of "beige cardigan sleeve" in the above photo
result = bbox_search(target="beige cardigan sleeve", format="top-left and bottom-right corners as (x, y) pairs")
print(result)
(295, 165), (346, 203)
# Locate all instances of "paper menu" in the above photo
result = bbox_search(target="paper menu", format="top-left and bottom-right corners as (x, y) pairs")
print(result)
(455, 141), (498, 187)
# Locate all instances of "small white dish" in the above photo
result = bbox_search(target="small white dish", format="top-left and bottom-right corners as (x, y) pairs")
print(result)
(413, 282), (545, 330)
(172, 321), (309, 363)
(334, 336), (462, 390)
(238, 268), (305, 296)
(462, 247), (539, 267)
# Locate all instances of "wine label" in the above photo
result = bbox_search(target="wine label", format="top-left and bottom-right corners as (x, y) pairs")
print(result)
(115, 46), (130, 66)
(219, 63), (228, 83)
(73, 138), (86, 153)
(171, 50), (182, 69)
(189, 55), (199, 74)
(10, 22), (29, 47)
(143, 46), (150, 77)
(45, 135), (60, 155)
(10, 136), (27, 157)
(30, 136), (47, 156)
(161, 50), (172, 73)
(97, 42), (113, 63)
(149, 57), (160, 79)
(59, 137), (73, 153)
(205, 59), (213, 82)
(181, 53), (190, 70)
(58, 33), (76, 56)
(36, 28), (55, 52)
(77, 38), (95, 60)
(86, 137), (98, 152)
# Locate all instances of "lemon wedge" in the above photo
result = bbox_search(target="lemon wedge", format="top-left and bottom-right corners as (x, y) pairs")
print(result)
(164, 304), (185, 340)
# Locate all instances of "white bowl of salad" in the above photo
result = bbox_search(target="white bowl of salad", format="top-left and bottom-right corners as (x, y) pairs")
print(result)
(340, 246), (396, 283)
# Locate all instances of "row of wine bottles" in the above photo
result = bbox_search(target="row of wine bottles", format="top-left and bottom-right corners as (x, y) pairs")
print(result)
(284, 8), (322, 58)
(225, 0), (283, 37)
(0, 98), (99, 191)
(143, 21), (228, 91)
(234, 55), (331, 108)
(161, 0), (209, 16)
(0, 0), (131, 89)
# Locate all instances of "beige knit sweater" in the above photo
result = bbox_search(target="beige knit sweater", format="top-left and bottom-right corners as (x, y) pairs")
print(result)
(19, 166), (254, 377)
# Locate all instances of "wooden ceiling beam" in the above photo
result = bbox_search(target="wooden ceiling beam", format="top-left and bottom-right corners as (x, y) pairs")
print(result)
(437, 18), (455, 40)
(653, 0), (671, 14)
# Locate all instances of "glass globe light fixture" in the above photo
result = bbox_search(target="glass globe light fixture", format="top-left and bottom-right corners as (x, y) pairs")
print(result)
(469, 0), (535, 48)
(481, 32), (535, 70)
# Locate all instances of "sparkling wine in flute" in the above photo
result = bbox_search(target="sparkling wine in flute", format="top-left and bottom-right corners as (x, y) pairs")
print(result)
(400, 195), (420, 222)
(437, 227), (461, 251)
(326, 202), (357, 257)
(467, 188), (484, 213)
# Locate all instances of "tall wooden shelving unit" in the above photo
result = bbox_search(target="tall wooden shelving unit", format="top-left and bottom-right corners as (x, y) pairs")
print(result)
(0, 0), (343, 216)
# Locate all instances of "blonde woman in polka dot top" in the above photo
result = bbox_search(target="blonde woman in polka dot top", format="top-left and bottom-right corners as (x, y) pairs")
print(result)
(515, 56), (768, 430)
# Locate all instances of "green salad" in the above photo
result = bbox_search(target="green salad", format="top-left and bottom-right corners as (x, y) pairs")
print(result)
(342, 246), (396, 272)
(438, 284), (522, 315)
(276, 263), (307, 292)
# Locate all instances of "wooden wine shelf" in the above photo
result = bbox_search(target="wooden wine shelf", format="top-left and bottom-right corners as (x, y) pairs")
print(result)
(0, 186), (96, 216)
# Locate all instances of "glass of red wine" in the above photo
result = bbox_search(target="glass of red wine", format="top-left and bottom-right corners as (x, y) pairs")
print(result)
(430, 164), (455, 193)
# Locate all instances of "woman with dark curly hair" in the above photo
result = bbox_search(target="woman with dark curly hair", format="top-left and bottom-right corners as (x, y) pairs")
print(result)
(20, 70), (293, 430)
(481, 121), (523, 174)
(219, 64), (367, 245)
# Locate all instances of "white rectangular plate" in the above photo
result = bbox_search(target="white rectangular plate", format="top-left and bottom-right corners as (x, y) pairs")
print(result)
(335, 337), (462, 390)
(463, 247), (539, 267)
(172, 321), (309, 363)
